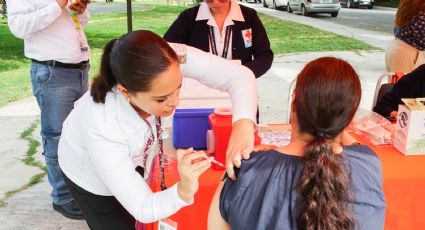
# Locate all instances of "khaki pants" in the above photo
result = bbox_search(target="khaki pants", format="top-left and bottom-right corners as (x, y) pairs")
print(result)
(385, 38), (425, 74)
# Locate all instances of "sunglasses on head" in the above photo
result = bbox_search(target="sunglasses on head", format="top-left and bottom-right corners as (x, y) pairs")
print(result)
(204, 0), (229, 3)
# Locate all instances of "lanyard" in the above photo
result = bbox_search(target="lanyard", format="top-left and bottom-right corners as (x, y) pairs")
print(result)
(208, 25), (232, 58)
(70, 10), (89, 52)
(142, 116), (167, 191)
(70, 11), (81, 30)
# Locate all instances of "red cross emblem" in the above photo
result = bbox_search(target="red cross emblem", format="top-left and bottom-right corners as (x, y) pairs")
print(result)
(244, 30), (252, 40)
(242, 28), (253, 48)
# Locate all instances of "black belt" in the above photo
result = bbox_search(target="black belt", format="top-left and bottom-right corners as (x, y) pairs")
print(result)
(31, 59), (89, 69)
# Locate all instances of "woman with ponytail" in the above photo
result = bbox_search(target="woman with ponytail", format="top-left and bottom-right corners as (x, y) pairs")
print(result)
(209, 57), (386, 230)
(58, 30), (258, 229)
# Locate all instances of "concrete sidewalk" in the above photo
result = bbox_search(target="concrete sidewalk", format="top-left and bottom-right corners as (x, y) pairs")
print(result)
(0, 3), (389, 230)
(0, 101), (89, 229)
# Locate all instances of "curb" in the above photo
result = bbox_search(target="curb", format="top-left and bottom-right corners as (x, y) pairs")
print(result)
(374, 6), (397, 11)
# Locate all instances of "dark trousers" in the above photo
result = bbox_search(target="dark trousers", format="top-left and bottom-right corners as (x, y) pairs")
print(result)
(63, 174), (136, 230)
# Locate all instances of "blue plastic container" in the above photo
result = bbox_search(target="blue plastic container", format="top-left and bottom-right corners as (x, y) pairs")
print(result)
(172, 108), (214, 150)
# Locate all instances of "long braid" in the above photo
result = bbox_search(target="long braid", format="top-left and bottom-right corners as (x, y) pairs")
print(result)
(297, 137), (353, 230)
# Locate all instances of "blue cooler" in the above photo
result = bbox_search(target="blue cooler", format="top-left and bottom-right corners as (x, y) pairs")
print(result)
(172, 108), (214, 150)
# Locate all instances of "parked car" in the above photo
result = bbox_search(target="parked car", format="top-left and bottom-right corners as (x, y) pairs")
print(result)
(263, 0), (289, 10)
(340, 0), (374, 9)
(288, 0), (341, 17)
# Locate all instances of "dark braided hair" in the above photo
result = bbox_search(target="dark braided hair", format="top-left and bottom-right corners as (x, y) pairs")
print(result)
(294, 57), (362, 230)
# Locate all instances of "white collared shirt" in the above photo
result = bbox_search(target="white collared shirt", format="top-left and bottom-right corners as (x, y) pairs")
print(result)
(195, 0), (245, 59)
(58, 43), (257, 223)
(6, 0), (90, 63)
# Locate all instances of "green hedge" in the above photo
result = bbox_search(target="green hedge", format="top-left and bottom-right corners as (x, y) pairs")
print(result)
(375, 0), (399, 8)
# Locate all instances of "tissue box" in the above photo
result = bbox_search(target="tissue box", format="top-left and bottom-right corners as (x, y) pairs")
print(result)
(393, 99), (425, 155)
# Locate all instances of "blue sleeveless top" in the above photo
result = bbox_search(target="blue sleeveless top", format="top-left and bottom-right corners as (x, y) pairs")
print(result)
(220, 145), (386, 230)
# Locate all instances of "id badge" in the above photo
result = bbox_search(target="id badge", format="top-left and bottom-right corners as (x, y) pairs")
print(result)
(241, 28), (252, 48)
(78, 30), (89, 52)
(158, 218), (178, 230)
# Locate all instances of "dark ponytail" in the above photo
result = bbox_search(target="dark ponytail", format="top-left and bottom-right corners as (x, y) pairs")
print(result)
(91, 39), (118, 103)
(293, 57), (361, 230)
(297, 137), (353, 230)
(90, 30), (179, 103)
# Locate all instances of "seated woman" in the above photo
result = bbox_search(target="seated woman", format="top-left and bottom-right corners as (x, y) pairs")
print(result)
(385, 0), (425, 73)
(208, 57), (386, 230)
(374, 64), (425, 120)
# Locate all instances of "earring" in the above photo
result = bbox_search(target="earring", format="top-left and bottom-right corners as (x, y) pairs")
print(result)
(127, 97), (130, 103)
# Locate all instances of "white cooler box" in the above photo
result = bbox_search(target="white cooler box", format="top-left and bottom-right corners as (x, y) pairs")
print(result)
(178, 78), (232, 109)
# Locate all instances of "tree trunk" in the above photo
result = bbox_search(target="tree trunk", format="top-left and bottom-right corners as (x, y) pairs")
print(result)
(0, 0), (6, 19)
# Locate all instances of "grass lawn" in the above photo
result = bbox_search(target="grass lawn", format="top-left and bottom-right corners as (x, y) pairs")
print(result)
(0, 2), (376, 106)
(377, 0), (398, 8)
